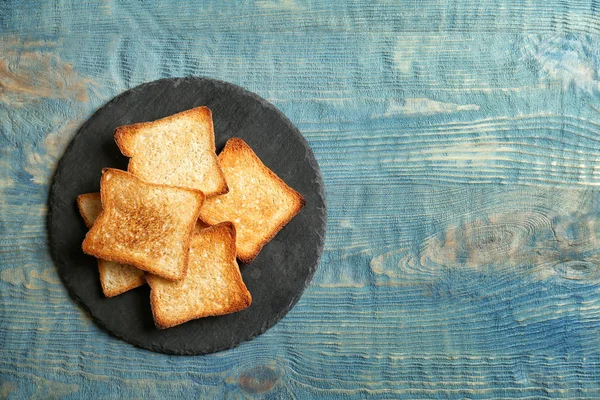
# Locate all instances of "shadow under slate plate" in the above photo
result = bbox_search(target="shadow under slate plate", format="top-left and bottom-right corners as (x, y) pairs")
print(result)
(47, 77), (326, 355)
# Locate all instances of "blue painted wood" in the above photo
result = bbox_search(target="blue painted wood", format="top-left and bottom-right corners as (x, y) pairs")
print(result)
(2, 0), (600, 398)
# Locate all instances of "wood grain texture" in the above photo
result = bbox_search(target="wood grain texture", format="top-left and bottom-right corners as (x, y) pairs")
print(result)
(2, 0), (600, 398)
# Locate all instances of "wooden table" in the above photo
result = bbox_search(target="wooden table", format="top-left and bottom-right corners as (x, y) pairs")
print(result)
(2, 1), (600, 398)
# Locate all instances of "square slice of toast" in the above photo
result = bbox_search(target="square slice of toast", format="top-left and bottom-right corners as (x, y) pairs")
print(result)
(147, 222), (252, 329)
(198, 138), (305, 263)
(114, 106), (228, 197)
(82, 168), (204, 280)
(77, 193), (145, 297)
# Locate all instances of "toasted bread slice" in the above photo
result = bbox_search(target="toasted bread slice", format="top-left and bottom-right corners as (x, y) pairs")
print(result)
(194, 218), (210, 233)
(82, 169), (204, 280)
(147, 222), (252, 329)
(199, 138), (305, 263)
(77, 193), (145, 297)
(77, 193), (103, 228)
(96, 260), (145, 298)
(114, 106), (228, 197)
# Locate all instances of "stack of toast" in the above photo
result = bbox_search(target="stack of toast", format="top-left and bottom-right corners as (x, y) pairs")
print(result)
(78, 106), (305, 329)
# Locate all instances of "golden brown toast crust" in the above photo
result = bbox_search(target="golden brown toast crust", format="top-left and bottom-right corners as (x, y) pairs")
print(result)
(147, 222), (252, 329)
(97, 259), (146, 297)
(76, 192), (102, 228)
(194, 218), (210, 233)
(82, 169), (204, 281)
(77, 192), (146, 297)
(199, 138), (305, 263)
(114, 106), (228, 197)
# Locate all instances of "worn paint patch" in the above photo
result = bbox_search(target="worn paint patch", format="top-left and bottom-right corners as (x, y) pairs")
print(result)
(0, 149), (16, 190)
(374, 98), (480, 117)
(0, 169), (14, 189)
(0, 381), (17, 399)
(370, 247), (408, 277)
(101, 0), (112, 15)
(24, 151), (50, 185)
(29, 268), (61, 285)
(37, 204), (48, 218)
(339, 219), (352, 228)
(520, 35), (600, 95)
(418, 211), (555, 271)
(29, 376), (79, 400)
(1, 264), (61, 288)
(238, 366), (278, 394)
(0, 265), (28, 286)
(222, 360), (291, 398)
(371, 189), (600, 285)
(0, 40), (93, 105)
(392, 36), (420, 74)
(376, 114), (600, 186)
(0, 177), (14, 189)
(24, 120), (81, 185)
(257, 0), (302, 11)
(423, 142), (516, 166)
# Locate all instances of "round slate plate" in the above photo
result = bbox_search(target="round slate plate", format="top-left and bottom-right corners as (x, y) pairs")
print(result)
(47, 77), (326, 355)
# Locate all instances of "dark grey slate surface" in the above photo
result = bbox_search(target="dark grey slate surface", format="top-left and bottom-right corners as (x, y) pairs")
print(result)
(47, 77), (326, 355)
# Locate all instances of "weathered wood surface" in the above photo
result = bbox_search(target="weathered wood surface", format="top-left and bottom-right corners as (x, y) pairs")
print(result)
(3, 1), (600, 398)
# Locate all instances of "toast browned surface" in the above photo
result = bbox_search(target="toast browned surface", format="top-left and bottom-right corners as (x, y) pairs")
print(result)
(199, 138), (305, 263)
(114, 106), (228, 197)
(96, 260), (145, 297)
(194, 218), (210, 233)
(77, 193), (103, 228)
(82, 169), (204, 280)
(147, 222), (252, 329)
(77, 193), (145, 297)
